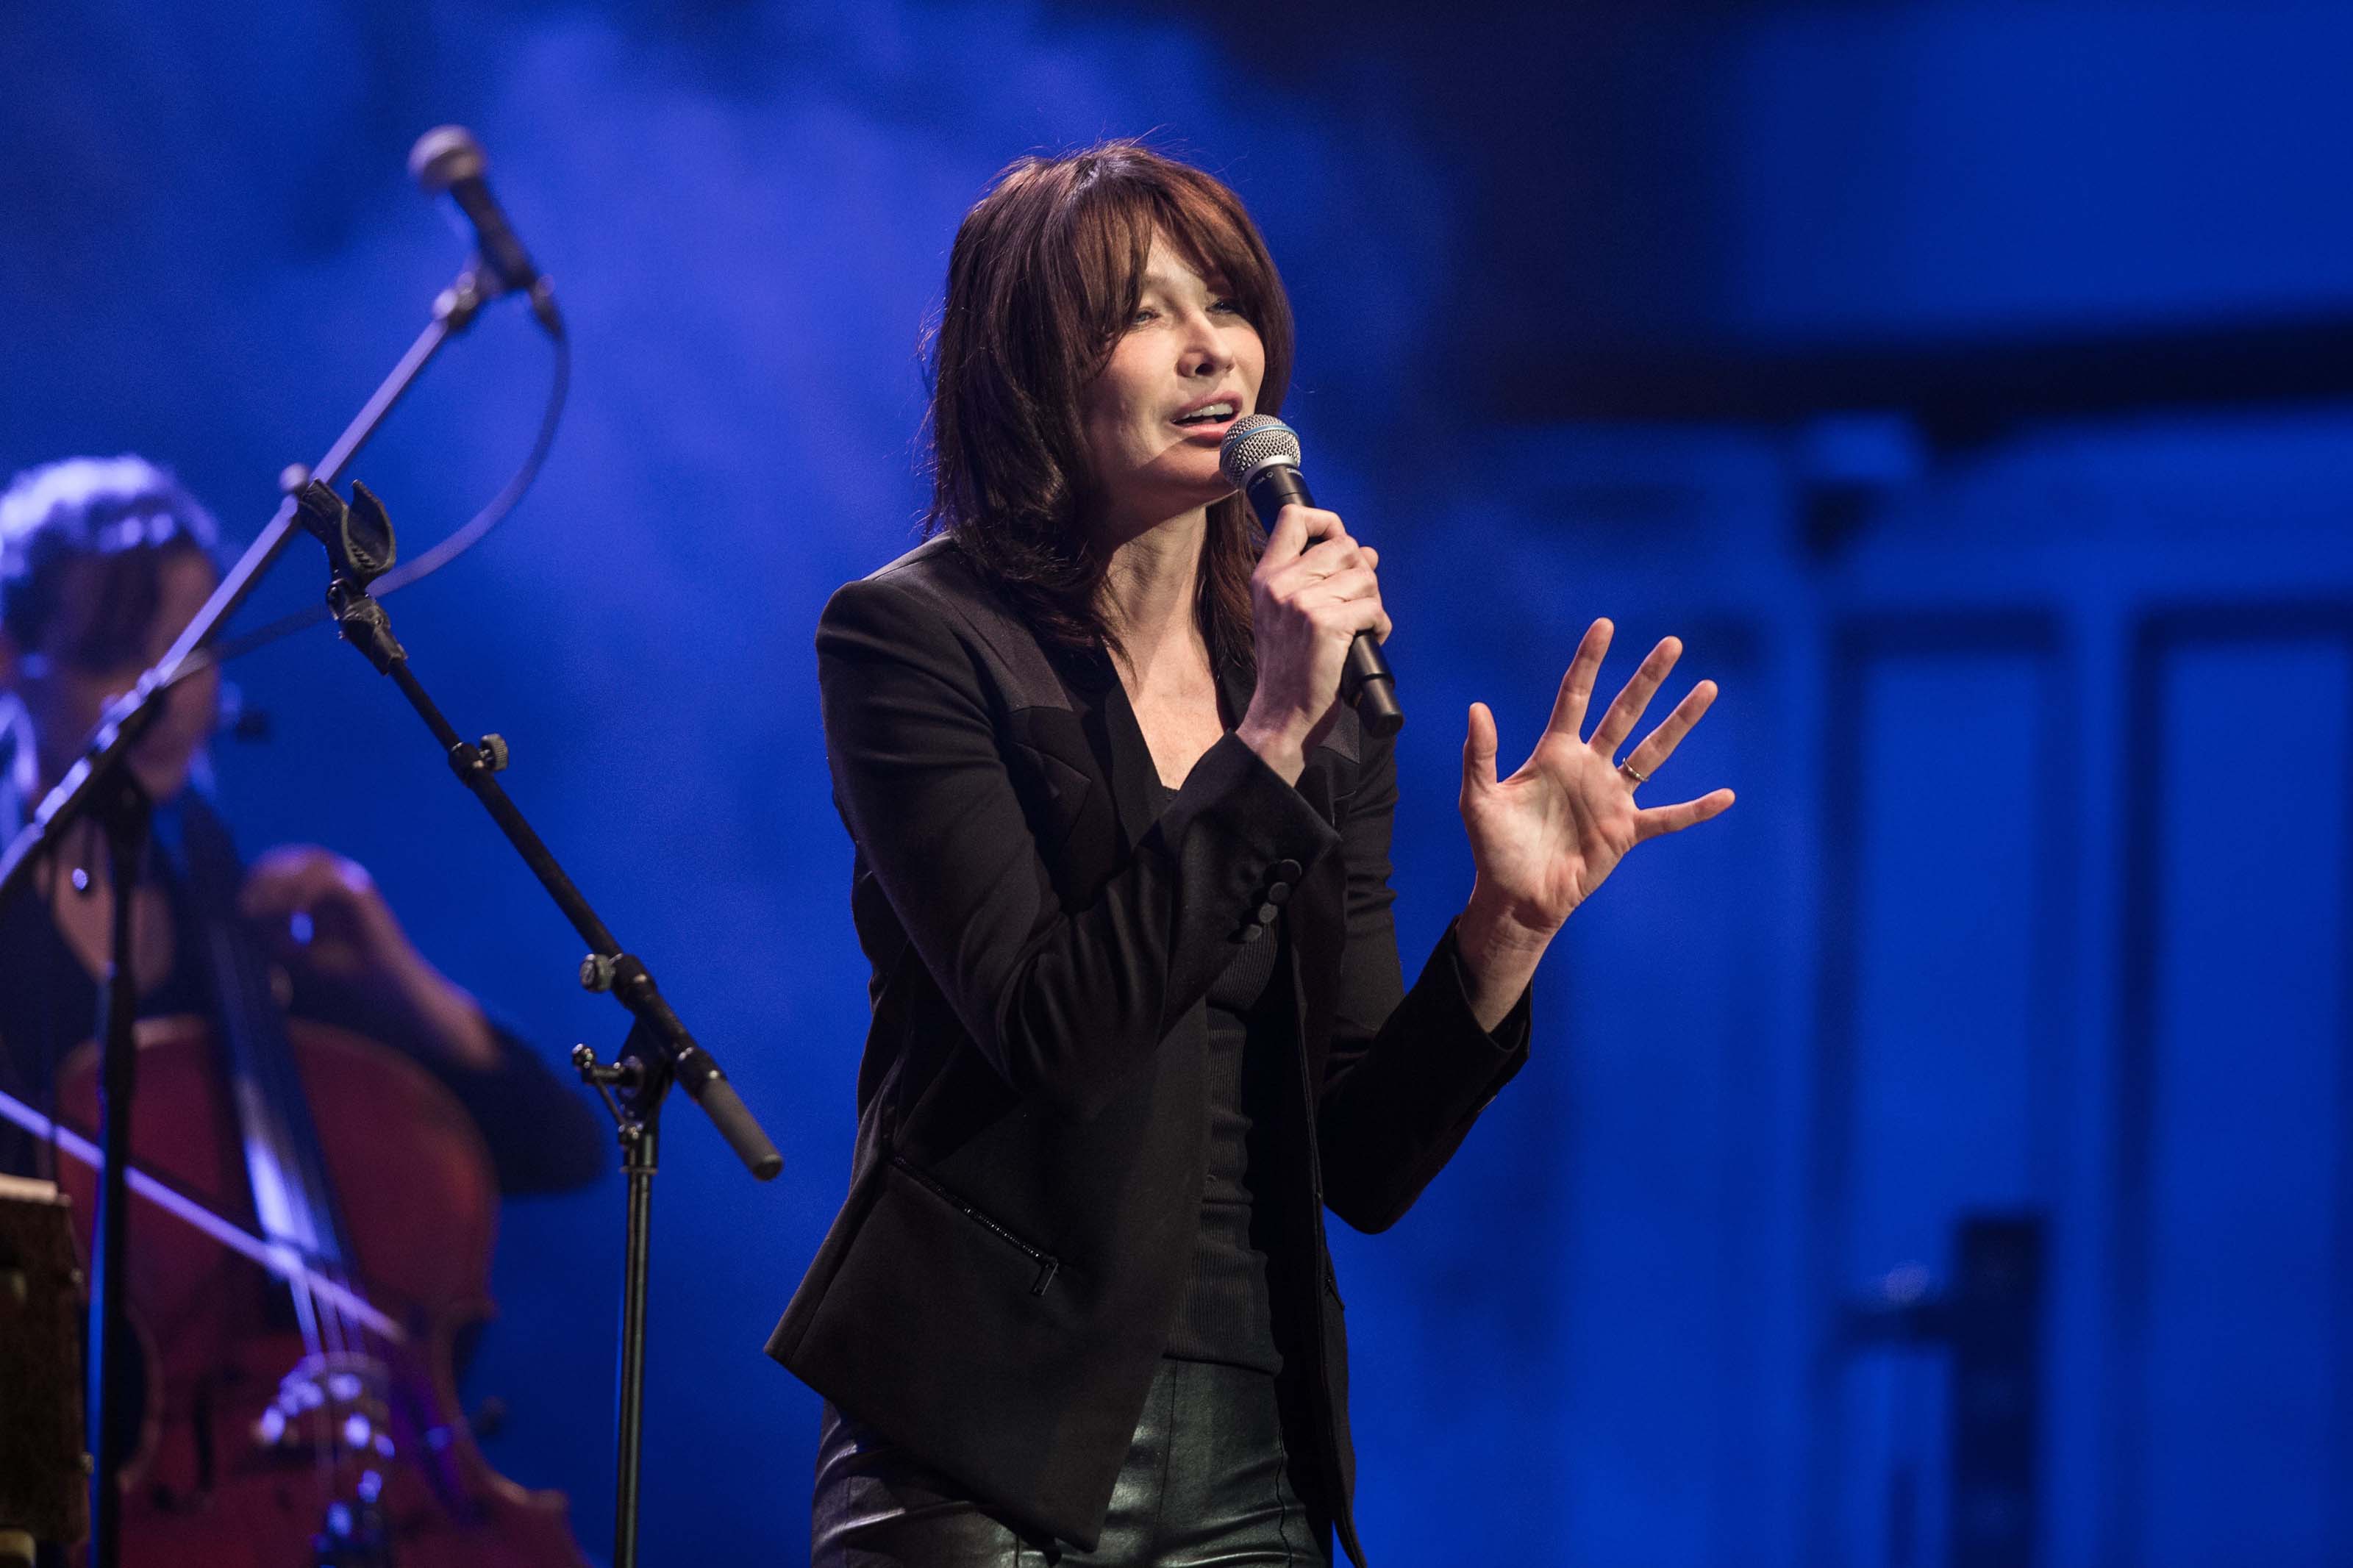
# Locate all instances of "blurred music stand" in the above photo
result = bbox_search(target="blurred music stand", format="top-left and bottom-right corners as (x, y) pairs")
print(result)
(0, 1174), (88, 1563)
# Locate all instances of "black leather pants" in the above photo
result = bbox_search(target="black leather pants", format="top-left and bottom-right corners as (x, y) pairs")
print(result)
(810, 1358), (1334, 1567)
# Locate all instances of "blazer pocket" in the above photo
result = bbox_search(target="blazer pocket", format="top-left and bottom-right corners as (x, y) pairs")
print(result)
(888, 1153), (1063, 1297)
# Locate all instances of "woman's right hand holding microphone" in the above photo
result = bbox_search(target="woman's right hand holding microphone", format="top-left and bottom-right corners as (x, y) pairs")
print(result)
(1235, 502), (1389, 786)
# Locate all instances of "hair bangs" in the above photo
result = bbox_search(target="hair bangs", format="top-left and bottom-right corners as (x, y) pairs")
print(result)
(1049, 157), (1292, 412)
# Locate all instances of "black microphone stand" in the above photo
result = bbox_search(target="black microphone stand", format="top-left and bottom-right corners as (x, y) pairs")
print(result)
(79, 767), (149, 1568)
(290, 479), (783, 1568)
(0, 262), (509, 1568)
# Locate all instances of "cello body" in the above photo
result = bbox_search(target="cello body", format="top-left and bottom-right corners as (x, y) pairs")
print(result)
(54, 1015), (587, 1568)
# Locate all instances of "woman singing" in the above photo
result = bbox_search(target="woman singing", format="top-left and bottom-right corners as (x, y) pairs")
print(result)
(768, 142), (1734, 1567)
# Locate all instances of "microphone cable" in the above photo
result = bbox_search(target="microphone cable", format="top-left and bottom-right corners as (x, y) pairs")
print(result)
(170, 309), (571, 687)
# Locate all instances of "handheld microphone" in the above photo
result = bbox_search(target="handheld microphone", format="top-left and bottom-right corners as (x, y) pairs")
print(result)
(407, 126), (560, 334)
(1219, 416), (1402, 738)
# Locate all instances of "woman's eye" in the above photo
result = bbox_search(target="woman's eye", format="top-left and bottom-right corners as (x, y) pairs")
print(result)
(1129, 306), (1160, 326)
(1211, 298), (1243, 315)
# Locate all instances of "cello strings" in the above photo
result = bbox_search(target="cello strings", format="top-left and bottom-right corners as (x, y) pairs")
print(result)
(252, 974), (396, 1505)
(219, 1002), (342, 1488)
(188, 820), (347, 1492)
(255, 991), (377, 1492)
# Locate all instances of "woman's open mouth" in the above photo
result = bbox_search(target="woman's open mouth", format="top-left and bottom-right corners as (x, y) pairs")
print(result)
(1171, 399), (1239, 437)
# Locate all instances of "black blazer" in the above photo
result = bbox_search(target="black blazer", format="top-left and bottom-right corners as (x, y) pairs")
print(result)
(766, 537), (1531, 1564)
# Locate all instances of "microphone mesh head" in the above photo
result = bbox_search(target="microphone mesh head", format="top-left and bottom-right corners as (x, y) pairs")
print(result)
(409, 126), (485, 195)
(1218, 415), (1301, 487)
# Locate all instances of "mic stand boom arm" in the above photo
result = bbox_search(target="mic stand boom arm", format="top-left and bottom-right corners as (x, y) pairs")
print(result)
(295, 479), (782, 1568)
(297, 486), (780, 1181)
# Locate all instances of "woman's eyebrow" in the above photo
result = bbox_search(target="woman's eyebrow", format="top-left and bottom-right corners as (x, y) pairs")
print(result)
(1135, 268), (1231, 296)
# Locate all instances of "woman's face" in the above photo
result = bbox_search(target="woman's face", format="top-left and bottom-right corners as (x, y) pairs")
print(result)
(1080, 232), (1265, 531)
(1, 548), (221, 801)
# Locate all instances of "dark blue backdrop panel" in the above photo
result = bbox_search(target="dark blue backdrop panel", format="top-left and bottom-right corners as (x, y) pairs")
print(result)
(1799, 619), (2067, 1568)
(1828, 637), (2060, 1568)
(2135, 630), (2350, 1567)
(1846, 645), (2053, 1264)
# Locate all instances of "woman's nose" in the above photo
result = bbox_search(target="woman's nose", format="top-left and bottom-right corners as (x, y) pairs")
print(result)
(1177, 309), (1232, 376)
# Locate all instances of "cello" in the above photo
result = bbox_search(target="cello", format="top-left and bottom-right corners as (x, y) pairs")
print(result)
(40, 800), (590, 1567)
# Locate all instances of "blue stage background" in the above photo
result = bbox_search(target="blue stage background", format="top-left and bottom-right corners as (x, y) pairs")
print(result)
(7, 3), (2352, 1564)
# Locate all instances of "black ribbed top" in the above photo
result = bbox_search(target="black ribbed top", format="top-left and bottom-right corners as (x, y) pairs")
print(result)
(1152, 775), (1289, 1372)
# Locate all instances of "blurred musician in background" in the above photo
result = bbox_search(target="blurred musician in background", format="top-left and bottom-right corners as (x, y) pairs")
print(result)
(0, 454), (607, 1564)
(0, 454), (605, 1192)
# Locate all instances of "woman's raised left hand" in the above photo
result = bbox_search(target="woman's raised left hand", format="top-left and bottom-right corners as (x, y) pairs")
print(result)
(1459, 617), (1735, 951)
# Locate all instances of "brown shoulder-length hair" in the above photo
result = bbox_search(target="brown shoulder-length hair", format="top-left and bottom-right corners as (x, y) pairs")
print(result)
(923, 140), (1294, 674)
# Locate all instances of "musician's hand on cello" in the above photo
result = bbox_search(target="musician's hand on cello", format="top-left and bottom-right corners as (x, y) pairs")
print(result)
(240, 845), (501, 1071)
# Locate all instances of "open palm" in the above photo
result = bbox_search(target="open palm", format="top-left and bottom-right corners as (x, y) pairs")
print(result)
(1460, 618), (1735, 934)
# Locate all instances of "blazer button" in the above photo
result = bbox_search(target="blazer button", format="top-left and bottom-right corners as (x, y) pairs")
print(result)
(1255, 902), (1279, 926)
(1271, 858), (1303, 884)
(1265, 881), (1293, 905)
(1240, 923), (1266, 943)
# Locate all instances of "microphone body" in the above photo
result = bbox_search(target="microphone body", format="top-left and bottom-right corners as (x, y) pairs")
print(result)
(407, 126), (560, 332)
(1221, 419), (1403, 738)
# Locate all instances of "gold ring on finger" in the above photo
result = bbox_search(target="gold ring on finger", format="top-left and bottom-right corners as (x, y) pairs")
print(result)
(1616, 757), (1651, 785)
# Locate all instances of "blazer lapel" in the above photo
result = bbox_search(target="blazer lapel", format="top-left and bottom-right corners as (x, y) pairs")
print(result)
(1080, 650), (1168, 862)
